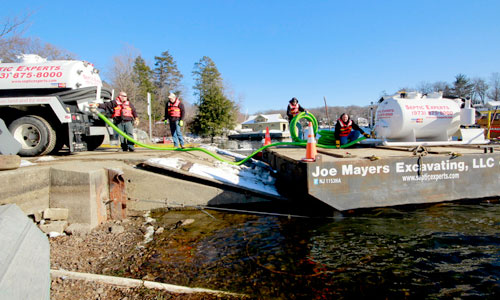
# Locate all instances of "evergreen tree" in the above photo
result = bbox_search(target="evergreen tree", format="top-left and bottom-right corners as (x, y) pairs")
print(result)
(132, 56), (155, 119)
(153, 50), (183, 92)
(153, 51), (183, 120)
(451, 74), (474, 99)
(191, 56), (236, 140)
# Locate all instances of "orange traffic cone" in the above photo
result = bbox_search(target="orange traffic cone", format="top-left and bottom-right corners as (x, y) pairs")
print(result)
(264, 127), (271, 146)
(163, 136), (167, 144)
(302, 122), (317, 162)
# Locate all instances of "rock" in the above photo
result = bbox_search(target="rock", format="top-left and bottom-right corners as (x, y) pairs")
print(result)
(155, 227), (164, 235)
(144, 217), (155, 224)
(39, 221), (67, 234)
(48, 231), (64, 238)
(65, 223), (92, 236)
(0, 155), (21, 170)
(141, 274), (156, 281)
(110, 224), (124, 234)
(126, 210), (144, 217)
(29, 210), (43, 223)
(43, 208), (69, 221)
(181, 219), (195, 226)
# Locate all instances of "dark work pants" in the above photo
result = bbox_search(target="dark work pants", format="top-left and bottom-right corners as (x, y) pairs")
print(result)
(117, 121), (135, 151)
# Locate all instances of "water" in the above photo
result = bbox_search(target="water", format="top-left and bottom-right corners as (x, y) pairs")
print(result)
(138, 200), (500, 299)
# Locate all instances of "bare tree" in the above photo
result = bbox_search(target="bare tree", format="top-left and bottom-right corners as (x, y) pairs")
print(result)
(0, 14), (31, 39)
(0, 14), (31, 61)
(416, 82), (434, 94)
(471, 77), (488, 105)
(1, 13), (75, 62)
(487, 72), (500, 102)
(106, 44), (141, 101)
(432, 81), (451, 94)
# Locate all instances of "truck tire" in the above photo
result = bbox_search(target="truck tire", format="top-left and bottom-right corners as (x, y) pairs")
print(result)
(83, 135), (105, 151)
(8, 115), (57, 156)
(50, 127), (68, 154)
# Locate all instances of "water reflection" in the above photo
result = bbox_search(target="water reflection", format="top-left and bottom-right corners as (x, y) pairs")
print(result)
(142, 200), (500, 299)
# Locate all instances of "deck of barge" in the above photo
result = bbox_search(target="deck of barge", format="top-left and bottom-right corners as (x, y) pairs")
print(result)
(262, 144), (500, 211)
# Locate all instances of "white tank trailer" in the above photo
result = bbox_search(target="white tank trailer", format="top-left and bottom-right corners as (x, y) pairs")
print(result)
(0, 54), (112, 156)
(373, 91), (486, 146)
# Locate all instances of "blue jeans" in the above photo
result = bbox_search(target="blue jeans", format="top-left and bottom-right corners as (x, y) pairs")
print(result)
(117, 121), (135, 151)
(340, 130), (360, 145)
(169, 120), (184, 147)
(290, 121), (304, 140)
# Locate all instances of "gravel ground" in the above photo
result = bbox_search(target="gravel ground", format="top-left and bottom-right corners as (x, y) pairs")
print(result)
(49, 215), (246, 300)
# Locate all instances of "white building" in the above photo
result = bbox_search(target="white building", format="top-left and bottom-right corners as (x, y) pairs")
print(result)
(241, 114), (289, 132)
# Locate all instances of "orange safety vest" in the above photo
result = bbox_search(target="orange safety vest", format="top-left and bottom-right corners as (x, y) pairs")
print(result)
(168, 98), (181, 118)
(111, 99), (133, 118)
(338, 119), (353, 137)
(289, 103), (299, 117)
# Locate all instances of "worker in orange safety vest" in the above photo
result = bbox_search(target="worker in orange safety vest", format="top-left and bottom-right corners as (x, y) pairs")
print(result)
(164, 92), (185, 148)
(286, 97), (308, 140)
(92, 91), (139, 151)
(334, 113), (370, 148)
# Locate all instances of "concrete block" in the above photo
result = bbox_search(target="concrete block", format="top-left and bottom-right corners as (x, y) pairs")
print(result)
(0, 166), (50, 215)
(65, 223), (92, 236)
(0, 155), (21, 170)
(0, 204), (50, 300)
(123, 166), (273, 211)
(29, 210), (43, 223)
(39, 220), (67, 234)
(50, 167), (108, 229)
(43, 208), (68, 220)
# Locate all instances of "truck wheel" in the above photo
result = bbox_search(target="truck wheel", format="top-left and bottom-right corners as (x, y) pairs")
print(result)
(8, 115), (56, 156)
(50, 127), (68, 154)
(84, 135), (105, 151)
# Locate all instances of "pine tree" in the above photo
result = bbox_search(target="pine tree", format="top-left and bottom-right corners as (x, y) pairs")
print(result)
(132, 56), (155, 119)
(451, 74), (474, 99)
(153, 51), (183, 119)
(192, 56), (236, 140)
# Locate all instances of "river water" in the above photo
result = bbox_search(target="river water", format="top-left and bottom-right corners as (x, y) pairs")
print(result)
(141, 199), (500, 299)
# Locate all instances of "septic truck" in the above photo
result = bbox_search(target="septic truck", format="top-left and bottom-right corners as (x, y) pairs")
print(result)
(0, 54), (111, 156)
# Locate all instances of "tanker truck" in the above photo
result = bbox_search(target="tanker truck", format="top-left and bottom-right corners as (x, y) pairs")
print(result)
(373, 91), (487, 146)
(0, 54), (111, 156)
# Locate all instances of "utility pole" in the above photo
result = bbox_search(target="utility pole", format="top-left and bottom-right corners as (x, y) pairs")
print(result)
(147, 93), (152, 140)
(370, 101), (374, 128)
(323, 96), (331, 130)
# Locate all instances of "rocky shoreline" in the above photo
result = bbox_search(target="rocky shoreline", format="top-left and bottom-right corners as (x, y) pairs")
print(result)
(49, 213), (247, 299)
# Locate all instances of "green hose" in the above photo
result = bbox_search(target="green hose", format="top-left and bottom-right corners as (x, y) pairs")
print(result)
(94, 110), (365, 166)
(289, 112), (318, 143)
(289, 112), (366, 147)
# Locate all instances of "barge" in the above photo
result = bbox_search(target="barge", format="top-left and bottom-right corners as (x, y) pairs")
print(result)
(263, 145), (500, 211)
(262, 91), (500, 211)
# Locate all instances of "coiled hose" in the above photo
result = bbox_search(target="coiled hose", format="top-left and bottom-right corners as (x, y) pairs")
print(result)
(94, 110), (365, 166)
(289, 112), (366, 148)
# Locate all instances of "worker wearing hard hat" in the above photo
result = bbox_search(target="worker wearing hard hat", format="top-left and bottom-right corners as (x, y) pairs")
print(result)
(286, 97), (308, 140)
(90, 91), (139, 151)
(164, 92), (185, 148)
(335, 113), (370, 148)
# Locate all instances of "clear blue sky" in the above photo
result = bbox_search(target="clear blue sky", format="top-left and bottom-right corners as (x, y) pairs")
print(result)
(3, 1), (500, 114)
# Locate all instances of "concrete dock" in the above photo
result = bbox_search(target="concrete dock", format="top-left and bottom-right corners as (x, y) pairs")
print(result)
(263, 144), (500, 211)
(0, 148), (284, 232)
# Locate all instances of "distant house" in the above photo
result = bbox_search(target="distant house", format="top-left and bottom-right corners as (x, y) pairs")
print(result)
(241, 114), (289, 132)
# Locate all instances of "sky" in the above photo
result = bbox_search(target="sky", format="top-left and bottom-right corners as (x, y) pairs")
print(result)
(3, 1), (500, 114)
